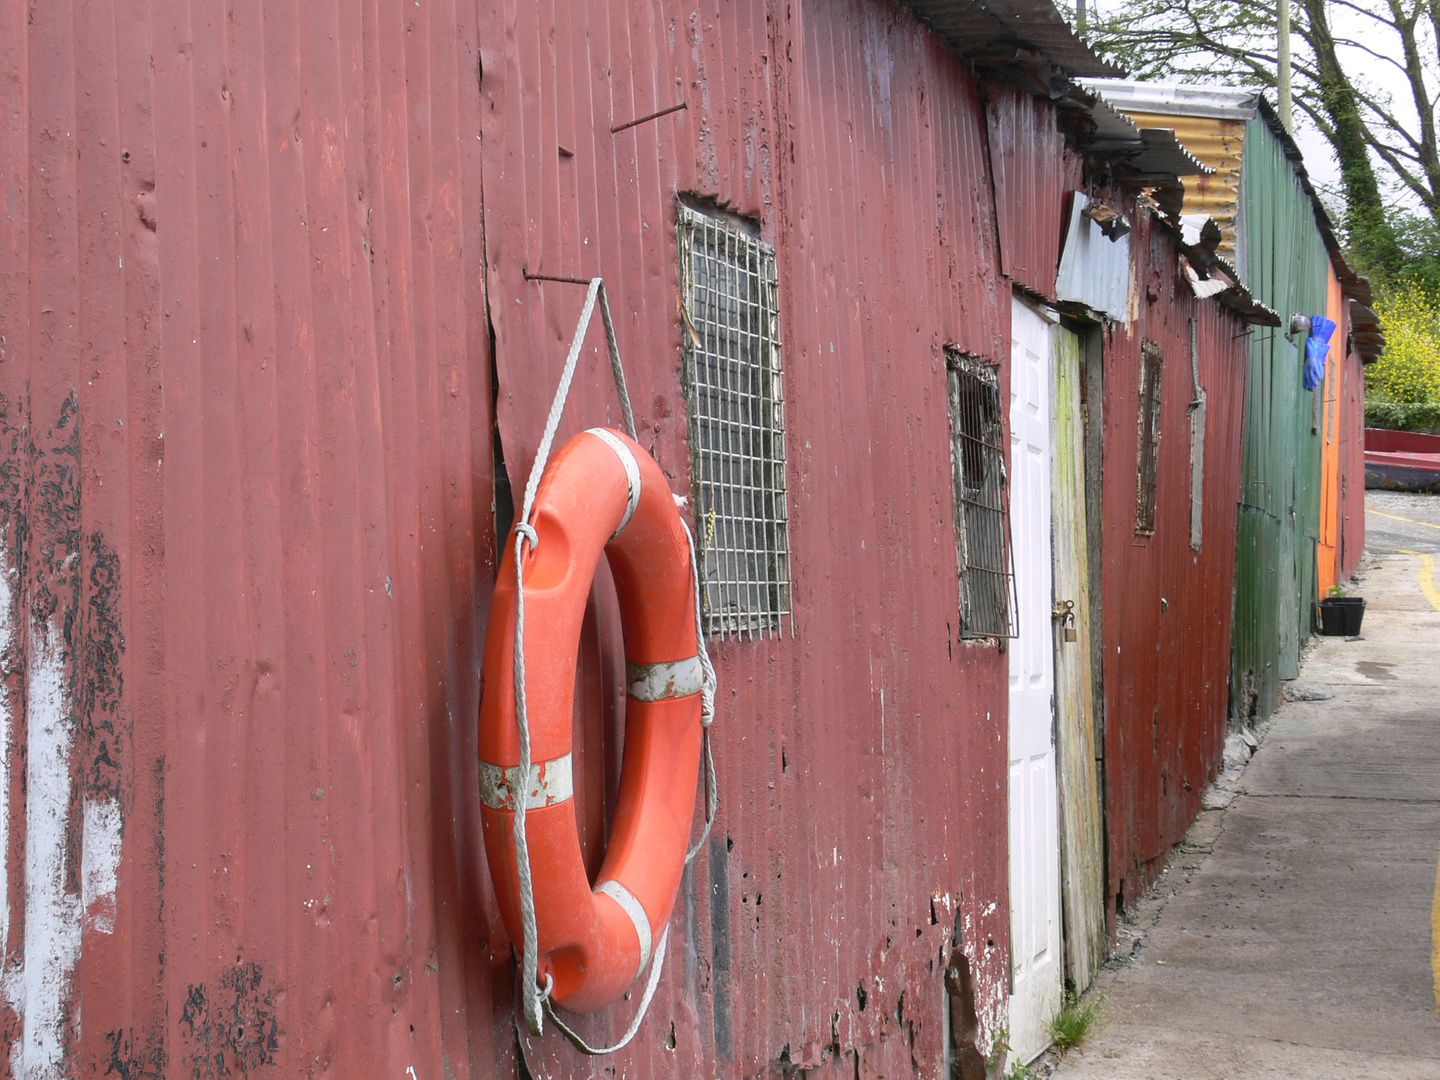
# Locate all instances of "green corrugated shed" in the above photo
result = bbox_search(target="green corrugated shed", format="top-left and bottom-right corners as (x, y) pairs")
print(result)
(1230, 113), (1330, 722)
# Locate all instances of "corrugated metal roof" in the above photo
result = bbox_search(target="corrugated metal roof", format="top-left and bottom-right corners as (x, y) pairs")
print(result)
(1080, 94), (1145, 149)
(1127, 128), (1214, 178)
(1077, 84), (1251, 258)
(1128, 112), (1247, 256)
(1076, 81), (1380, 342)
(1077, 79), (1258, 119)
(906, 0), (1122, 81)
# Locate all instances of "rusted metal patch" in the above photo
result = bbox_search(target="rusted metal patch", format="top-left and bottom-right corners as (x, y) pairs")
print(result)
(177, 962), (281, 1077)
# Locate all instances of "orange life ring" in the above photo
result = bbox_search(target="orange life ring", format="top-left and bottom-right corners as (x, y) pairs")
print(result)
(479, 427), (704, 1015)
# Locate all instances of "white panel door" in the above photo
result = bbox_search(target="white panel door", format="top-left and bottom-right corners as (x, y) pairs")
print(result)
(1007, 298), (1063, 1064)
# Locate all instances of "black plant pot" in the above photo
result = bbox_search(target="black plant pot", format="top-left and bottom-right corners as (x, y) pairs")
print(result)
(1319, 596), (1365, 636)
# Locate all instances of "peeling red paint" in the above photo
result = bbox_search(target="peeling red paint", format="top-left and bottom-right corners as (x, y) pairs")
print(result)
(1094, 204), (1251, 917)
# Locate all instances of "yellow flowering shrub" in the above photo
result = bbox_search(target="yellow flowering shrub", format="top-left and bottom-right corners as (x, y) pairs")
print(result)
(1369, 280), (1440, 403)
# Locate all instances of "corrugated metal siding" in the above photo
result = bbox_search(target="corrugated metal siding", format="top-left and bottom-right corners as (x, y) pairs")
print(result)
(985, 83), (1081, 299)
(1230, 115), (1329, 723)
(486, 4), (1013, 1075)
(2, 0), (1032, 1076)
(1116, 111), (1246, 257)
(0, 0), (504, 1075)
(1096, 199), (1251, 913)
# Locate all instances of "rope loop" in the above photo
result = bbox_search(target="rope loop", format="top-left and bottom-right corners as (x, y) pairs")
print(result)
(507, 277), (718, 1050)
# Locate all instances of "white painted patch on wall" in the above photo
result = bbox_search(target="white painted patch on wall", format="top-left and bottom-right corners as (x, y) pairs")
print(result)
(0, 547), (15, 951)
(82, 798), (122, 935)
(0, 532), (127, 1078)
(16, 625), (82, 1080)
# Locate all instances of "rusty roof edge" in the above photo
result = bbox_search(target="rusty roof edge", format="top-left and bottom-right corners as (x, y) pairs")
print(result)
(1134, 128), (1215, 176)
(1058, 86), (1231, 249)
(1146, 203), (1281, 326)
(1206, 253), (1282, 326)
(970, 0), (1124, 77)
(904, 0), (1124, 84)
(1076, 82), (1376, 311)
(1060, 86), (1214, 179)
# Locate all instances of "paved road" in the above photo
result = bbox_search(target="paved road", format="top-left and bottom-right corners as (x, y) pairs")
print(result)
(1368, 490), (1440, 554)
(1047, 492), (1440, 1079)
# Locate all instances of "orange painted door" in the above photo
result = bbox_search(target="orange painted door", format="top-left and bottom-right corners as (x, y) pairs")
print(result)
(1317, 269), (1344, 596)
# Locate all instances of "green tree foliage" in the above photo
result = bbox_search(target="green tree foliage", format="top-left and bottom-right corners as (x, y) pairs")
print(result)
(1367, 278), (1440, 402)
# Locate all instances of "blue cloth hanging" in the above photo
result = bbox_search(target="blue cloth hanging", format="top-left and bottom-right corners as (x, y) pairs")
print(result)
(1303, 314), (1336, 391)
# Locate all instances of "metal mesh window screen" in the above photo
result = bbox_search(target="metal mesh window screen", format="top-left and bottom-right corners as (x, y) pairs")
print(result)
(678, 205), (791, 639)
(946, 349), (1017, 639)
(1137, 341), (1163, 534)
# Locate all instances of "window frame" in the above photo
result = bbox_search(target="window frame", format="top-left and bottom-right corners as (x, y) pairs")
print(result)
(1136, 340), (1164, 535)
(945, 347), (1018, 640)
(676, 202), (792, 641)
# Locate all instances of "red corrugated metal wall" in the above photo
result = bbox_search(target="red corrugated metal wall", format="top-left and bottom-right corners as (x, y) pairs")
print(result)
(484, 2), (1013, 1075)
(978, 89), (1253, 923)
(984, 83), (1081, 300)
(1095, 199), (1250, 914)
(0, 0), (502, 1075)
(0, 0), (1030, 1076)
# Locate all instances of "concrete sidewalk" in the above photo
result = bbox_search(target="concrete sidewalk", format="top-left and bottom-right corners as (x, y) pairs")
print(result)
(1048, 499), (1440, 1079)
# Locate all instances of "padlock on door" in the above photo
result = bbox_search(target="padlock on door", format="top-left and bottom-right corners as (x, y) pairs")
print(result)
(1053, 599), (1077, 642)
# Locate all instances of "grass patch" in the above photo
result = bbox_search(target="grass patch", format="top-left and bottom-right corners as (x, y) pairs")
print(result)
(1046, 993), (1099, 1051)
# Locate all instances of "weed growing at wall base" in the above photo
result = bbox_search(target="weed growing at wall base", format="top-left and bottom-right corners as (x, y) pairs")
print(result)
(1046, 993), (1099, 1051)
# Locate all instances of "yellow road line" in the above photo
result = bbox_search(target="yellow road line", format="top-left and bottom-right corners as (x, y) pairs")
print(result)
(1369, 507), (1440, 532)
(1367, 545), (1440, 612)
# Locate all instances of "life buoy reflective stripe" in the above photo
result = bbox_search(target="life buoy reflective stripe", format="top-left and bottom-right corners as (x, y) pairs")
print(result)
(479, 427), (704, 1015)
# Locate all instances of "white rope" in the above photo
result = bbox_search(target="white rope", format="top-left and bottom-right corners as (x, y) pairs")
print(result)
(511, 277), (610, 1037)
(680, 509), (719, 862)
(597, 284), (637, 441)
(508, 278), (716, 1051)
(541, 927), (671, 1055)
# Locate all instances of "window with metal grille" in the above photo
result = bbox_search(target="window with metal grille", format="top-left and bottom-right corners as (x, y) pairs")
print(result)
(1137, 341), (1163, 534)
(945, 348), (1016, 639)
(677, 203), (791, 639)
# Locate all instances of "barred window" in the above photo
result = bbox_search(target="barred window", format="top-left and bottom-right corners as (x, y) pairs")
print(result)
(946, 348), (1016, 639)
(1137, 341), (1163, 534)
(678, 204), (791, 639)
